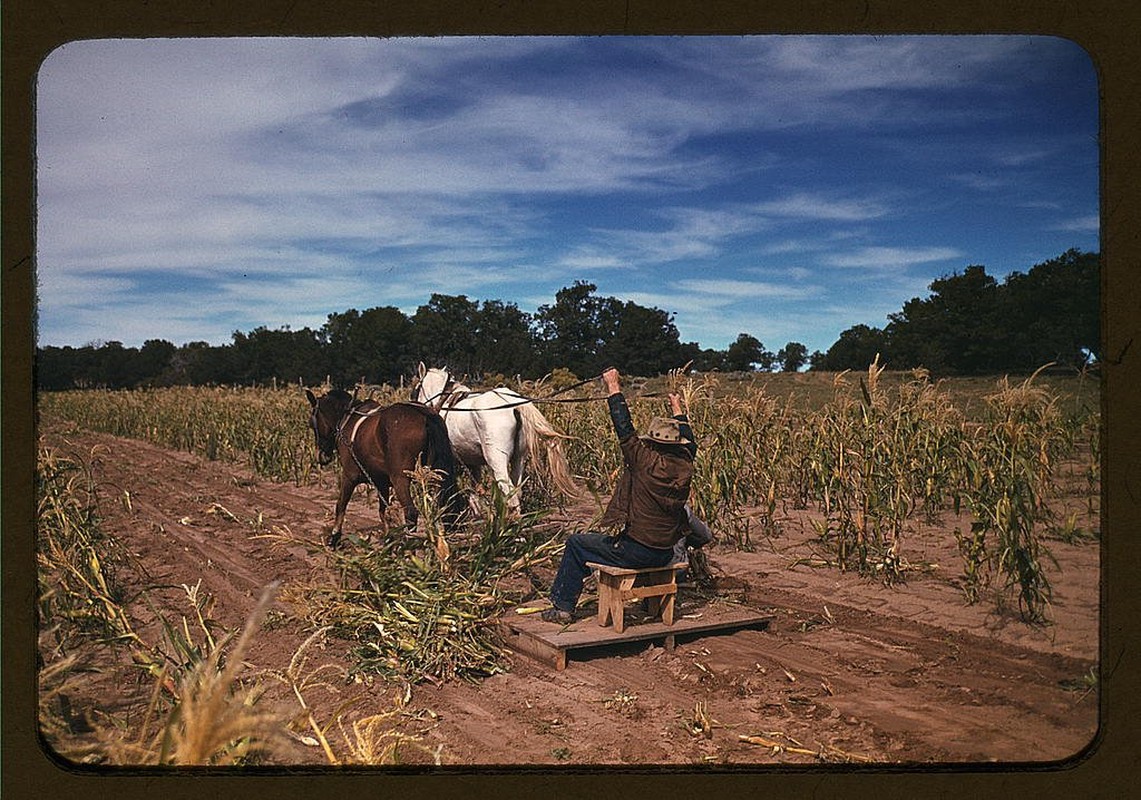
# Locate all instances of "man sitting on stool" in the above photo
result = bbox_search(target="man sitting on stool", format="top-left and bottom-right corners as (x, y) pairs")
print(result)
(543, 366), (698, 624)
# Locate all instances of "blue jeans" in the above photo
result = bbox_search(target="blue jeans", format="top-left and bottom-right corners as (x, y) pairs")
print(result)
(549, 531), (675, 613)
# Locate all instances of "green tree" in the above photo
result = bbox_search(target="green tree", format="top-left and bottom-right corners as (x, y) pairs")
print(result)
(170, 341), (229, 385)
(776, 341), (809, 372)
(886, 265), (1001, 373)
(534, 281), (621, 376)
(815, 325), (888, 371)
(411, 294), (481, 375)
(323, 306), (414, 385)
(135, 339), (177, 385)
(881, 251), (1099, 374)
(91, 341), (131, 388)
(687, 346), (725, 372)
(724, 333), (773, 372)
(36, 345), (87, 390)
(229, 326), (325, 385)
(999, 249), (1100, 369)
(471, 299), (537, 377)
(599, 301), (689, 377)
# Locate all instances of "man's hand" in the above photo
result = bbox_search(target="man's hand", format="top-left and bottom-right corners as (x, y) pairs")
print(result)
(601, 367), (622, 396)
(668, 392), (684, 416)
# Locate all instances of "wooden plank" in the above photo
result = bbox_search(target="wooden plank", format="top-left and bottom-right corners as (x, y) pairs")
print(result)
(499, 621), (567, 671)
(501, 602), (772, 669)
(622, 584), (677, 600)
(586, 561), (687, 577)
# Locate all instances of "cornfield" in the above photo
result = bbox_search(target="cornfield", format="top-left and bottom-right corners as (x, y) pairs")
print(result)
(39, 365), (1099, 666)
(41, 385), (323, 484)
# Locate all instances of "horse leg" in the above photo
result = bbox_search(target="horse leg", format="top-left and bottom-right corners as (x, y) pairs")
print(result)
(482, 447), (521, 514)
(371, 473), (394, 531)
(389, 471), (419, 529)
(329, 476), (358, 548)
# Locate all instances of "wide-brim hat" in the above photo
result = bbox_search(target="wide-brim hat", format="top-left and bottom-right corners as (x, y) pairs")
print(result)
(640, 416), (692, 446)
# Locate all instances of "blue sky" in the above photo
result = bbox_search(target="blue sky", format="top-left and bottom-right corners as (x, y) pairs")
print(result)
(35, 35), (1099, 357)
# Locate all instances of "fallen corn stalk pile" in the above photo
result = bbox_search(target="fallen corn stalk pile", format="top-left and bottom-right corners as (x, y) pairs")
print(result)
(276, 473), (566, 684)
(738, 731), (873, 763)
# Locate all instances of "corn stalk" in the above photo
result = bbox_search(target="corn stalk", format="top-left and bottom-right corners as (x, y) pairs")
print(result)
(954, 369), (1065, 623)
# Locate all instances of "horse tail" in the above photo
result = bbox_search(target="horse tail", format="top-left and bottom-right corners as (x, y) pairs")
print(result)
(514, 401), (579, 499)
(421, 409), (464, 522)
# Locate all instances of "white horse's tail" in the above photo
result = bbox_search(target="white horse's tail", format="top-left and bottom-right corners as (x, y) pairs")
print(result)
(514, 402), (579, 499)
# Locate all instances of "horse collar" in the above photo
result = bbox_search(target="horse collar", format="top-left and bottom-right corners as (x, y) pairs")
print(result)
(441, 389), (467, 412)
(334, 408), (375, 487)
(336, 404), (379, 444)
(346, 414), (370, 445)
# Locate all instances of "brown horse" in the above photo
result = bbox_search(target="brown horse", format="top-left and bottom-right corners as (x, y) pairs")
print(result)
(306, 389), (463, 547)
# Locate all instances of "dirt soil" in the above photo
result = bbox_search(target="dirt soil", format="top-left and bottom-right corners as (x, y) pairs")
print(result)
(37, 417), (1100, 767)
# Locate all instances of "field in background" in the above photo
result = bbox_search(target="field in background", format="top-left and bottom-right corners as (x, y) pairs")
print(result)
(39, 366), (1100, 623)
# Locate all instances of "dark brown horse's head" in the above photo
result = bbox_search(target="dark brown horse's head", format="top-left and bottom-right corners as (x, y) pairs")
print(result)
(305, 388), (354, 466)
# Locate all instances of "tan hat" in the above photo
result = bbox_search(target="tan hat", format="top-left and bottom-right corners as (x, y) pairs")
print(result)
(640, 416), (692, 446)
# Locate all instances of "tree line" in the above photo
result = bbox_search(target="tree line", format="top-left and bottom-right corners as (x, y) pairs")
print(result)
(35, 280), (810, 390)
(811, 249), (1099, 374)
(36, 248), (1098, 390)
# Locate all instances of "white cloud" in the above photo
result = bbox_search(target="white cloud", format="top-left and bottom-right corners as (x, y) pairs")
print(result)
(751, 193), (888, 222)
(35, 272), (137, 306)
(1053, 215), (1099, 233)
(555, 253), (628, 270)
(824, 246), (962, 270)
(673, 278), (819, 300)
(949, 173), (1009, 191)
(759, 239), (827, 256)
(570, 195), (887, 269)
(991, 147), (1054, 167)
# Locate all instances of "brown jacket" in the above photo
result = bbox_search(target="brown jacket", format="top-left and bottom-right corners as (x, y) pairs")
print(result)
(598, 394), (695, 549)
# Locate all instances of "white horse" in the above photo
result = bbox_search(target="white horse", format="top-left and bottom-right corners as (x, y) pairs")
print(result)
(413, 363), (578, 512)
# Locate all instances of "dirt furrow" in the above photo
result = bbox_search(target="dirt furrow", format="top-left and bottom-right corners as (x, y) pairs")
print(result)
(36, 420), (1099, 766)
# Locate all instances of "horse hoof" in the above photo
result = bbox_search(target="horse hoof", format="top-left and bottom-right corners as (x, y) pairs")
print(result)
(326, 531), (342, 548)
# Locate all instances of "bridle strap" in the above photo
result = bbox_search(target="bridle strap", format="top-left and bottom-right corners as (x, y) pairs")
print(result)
(417, 373), (459, 410)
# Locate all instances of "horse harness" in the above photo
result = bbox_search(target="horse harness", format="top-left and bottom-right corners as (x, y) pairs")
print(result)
(331, 402), (388, 491)
(418, 374), (461, 410)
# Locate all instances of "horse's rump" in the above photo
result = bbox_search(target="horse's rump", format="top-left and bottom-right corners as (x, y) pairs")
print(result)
(380, 402), (462, 518)
(443, 387), (577, 498)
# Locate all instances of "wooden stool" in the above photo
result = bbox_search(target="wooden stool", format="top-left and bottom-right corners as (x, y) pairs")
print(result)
(586, 562), (688, 633)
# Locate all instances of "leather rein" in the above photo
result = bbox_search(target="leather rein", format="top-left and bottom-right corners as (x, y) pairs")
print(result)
(415, 371), (630, 413)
